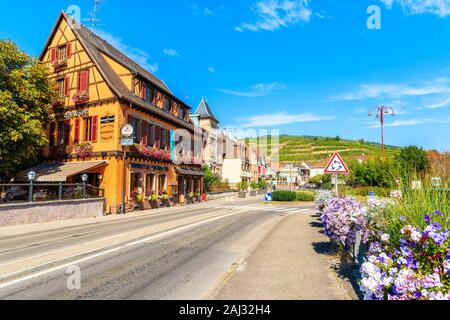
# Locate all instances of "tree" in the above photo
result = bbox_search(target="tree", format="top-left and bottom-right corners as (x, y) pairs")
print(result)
(397, 146), (429, 178)
(203, 165), (220, 192)
(0, 40), (56, 176)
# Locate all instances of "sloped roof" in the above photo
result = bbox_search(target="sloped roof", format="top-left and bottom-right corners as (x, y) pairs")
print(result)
(39, 12), (194, 130)
(192, 98), (219, 123)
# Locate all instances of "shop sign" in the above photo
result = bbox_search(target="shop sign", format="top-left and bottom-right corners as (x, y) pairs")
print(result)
(64, 109), (89, 120)
(100, 114), (115, 141)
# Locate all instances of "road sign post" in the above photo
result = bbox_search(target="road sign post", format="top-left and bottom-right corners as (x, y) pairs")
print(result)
(120, 124), (134, 215)
(324, 152), (350, 198)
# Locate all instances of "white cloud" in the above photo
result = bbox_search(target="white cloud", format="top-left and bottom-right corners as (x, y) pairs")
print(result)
(235, 112), (336, 128)
(97, 30), (159, 73)
(333, 80), (450, 101)
(163, 49), (181, 57)
(426, 97), (450, 109)
(191, 4), (215, 16)
(207, 66), (216, 73)
(235, 0), (312, 32)
(217, 82), (286, 97)
(380, 0), (450, 17)
(368, 116), (450, 128)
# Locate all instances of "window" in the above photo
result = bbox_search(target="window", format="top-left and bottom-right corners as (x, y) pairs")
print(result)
(160, 128), (167, 150)
(58, 45), (67, 61)
(180, 108), (185, 121)
(128, 116), (142, 144)
(148, 123), (155, 147)
(57, 79), (65, 97)
(145, 85), (153, 103)
(84, 116), (98, 142)
(57, 121), (70, 145)
(164, 97), (171, 113)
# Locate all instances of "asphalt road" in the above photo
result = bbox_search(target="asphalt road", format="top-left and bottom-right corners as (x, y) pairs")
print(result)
(0, 198), (311, 300)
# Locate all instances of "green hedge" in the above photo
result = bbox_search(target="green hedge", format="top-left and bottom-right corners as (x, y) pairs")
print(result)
(271, 190), (316, 202)
(272, 191), (297, 202)
(296, 190), (316, 202)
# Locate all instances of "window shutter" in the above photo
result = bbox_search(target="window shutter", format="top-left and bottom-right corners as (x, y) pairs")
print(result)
(50, 48), (57, 64)
(78, 71), (89, 93)
(155, 126), (161, 149)
(91, 116), (98, 143)
(64, 76), (70, 96)
(90, 116), (98, 143)
(74, 119), (80, 144)
(66, 42), (72, 58)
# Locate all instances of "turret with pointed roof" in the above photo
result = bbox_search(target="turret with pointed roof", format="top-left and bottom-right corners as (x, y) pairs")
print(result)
(191, 98), (219, 126)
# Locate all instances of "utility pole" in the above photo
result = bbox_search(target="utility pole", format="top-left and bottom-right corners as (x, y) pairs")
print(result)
(369, 106), (395, 161)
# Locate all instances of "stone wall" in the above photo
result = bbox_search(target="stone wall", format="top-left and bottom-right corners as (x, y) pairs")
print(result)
(0, 199), (105, 227)
(206, 191), (239, 201)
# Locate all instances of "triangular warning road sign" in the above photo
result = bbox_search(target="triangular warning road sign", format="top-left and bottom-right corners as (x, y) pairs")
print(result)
(324, 152), (350, 175)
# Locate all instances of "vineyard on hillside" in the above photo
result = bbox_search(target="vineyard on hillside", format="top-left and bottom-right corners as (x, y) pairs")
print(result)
(248, 135), (402, 165)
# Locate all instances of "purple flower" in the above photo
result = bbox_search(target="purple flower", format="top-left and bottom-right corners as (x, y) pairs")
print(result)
(433, 210), (444, 217)
(400, 216), (407, 222)
(432, 222), (442, 230)
(424, 215), (432, 224)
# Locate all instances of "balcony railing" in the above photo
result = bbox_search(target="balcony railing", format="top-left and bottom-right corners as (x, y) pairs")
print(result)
(0, 183), (104, 205)
(52, 59), (68, 70)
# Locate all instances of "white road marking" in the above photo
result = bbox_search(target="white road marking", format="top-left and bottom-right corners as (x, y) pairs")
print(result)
(0, 209), (248, 290)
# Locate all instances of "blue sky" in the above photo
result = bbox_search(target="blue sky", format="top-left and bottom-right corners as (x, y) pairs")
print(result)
(1, 0), (450, 151)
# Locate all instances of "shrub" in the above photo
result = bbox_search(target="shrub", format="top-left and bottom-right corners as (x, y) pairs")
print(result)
(315, 190), (335, 211)
(272, 191), (297, 202)
(239, 181), (249, 191)
(346, 186), (392, 198)
(296, 190), (316, 202)
(258, 180), (268, 190)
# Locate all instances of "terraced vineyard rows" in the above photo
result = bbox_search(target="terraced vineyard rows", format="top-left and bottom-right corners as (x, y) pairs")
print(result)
(247, 135), (401, 165)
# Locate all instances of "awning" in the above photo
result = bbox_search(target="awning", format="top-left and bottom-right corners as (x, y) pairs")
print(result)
(176, 167), (204, 177)
(17, 161), (108, 182)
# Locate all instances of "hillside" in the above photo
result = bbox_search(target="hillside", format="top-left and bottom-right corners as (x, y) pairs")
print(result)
(248, 135), (402, 165)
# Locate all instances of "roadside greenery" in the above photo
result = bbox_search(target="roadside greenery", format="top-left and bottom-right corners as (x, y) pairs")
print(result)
(271, 190), (316, 202)
(0, 40), (57, 176)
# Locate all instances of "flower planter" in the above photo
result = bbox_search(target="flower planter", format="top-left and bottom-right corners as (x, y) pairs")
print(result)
(149, 200), (159, 209)
(250, 190), (257, 197)
(161, 199), (171, 208)
(238, 192), (247, 199)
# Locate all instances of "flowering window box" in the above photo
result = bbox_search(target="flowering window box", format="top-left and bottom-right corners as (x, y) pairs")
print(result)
(52, 59), (68, 70)
(72, 91), (90, 105)
(75, 142), (93, 158)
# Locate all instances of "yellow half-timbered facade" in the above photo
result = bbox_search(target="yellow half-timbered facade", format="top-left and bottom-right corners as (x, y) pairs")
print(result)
(36, 12), (204, 212)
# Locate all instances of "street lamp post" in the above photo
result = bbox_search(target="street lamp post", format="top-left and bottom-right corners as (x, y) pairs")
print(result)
(369, 106), (395, 160)
(81, 173), (88, 199)
(27, 171), (36, 203)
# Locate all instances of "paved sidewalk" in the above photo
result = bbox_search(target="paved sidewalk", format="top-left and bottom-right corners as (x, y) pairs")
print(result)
(210, 211), (358, 300)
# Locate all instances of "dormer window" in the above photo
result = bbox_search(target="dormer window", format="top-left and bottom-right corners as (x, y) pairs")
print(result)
(180, 108), (185, 121)
(164, 96), (171, 113)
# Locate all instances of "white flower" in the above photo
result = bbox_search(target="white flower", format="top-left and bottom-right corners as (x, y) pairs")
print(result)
(381, 234), (390, 242)
(411, 231), (422, 242)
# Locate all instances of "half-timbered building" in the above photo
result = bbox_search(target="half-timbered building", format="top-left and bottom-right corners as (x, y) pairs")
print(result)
(32, 12), (204, 212)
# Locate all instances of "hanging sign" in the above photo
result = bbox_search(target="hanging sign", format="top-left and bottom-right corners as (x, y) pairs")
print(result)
(324, 152), (350, 175)
(121, 124), (134, 138)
